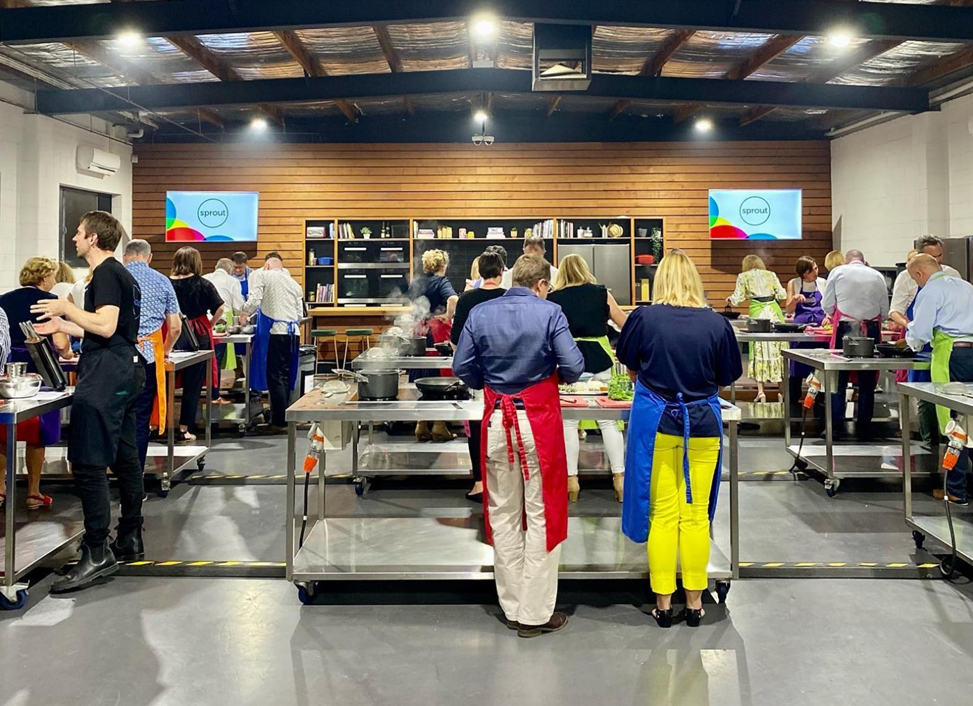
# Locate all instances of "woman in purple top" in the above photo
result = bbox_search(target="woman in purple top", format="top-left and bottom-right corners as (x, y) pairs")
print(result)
(0, 258), (75, 510)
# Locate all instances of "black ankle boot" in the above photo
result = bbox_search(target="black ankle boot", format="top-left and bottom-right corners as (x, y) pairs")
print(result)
(683, 608), (704, 628)
(652, 608), (673, 628)
(110, 524), (144, 562)
(50, 541), (118, 594)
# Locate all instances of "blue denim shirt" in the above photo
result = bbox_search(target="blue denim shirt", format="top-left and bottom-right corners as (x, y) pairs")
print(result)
(452, 288), (584, 394)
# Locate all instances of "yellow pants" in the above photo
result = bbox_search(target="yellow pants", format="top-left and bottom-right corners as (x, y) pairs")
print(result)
(648, 433), (721, 595)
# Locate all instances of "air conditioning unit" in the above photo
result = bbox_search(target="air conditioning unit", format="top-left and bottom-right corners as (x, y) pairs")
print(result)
(76, 145), (121, 177)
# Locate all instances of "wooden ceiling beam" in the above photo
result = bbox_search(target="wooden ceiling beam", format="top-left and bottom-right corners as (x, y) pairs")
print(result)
(273, 29), (357, 122)
(610, 29), (695, 120)
(739, 38), (902, 126)
(675, 34), (802, 123)
(373, 25), (416, 118)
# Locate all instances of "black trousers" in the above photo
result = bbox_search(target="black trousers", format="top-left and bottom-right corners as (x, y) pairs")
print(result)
(268, 334), (296, 427)
(831, 319), (881, 433)
(468, 420), (483, 484)
(74, 370), (144, 546)
(180, 360), (206, 429)
(134, 360), (158, 471)
(947, 347), (973, 499)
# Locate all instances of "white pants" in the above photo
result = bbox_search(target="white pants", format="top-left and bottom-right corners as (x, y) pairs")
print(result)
(563, 369), (625, 476)
(486, 408), (561, 626)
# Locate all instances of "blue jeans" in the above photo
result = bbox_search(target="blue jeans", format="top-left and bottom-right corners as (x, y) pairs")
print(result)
(946, 347), (973, 500)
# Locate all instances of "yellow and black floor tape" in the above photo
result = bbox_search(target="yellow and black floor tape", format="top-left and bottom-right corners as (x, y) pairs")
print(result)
(116, 560), (286, 578)
(739, 561), (942, 578)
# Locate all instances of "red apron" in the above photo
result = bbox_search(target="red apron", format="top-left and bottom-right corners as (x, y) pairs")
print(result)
(175, 315), (218, 389)
(481, 373), (568, 552)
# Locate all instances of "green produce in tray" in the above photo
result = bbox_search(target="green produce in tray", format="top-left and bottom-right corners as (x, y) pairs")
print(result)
(609, 374), (634, 401)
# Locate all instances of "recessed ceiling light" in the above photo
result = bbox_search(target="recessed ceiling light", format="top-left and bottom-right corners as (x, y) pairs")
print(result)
(695, 118), (713, 133)
(828, 33), (852, 48)
(472, 14), (498, 39)
(473, 110), (489, 123)
(250, 117), (269, 131)
(116, 31), (143, 48)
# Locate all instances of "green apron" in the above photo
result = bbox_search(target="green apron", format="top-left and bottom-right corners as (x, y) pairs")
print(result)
(221, 309), (237, 370)
(575, 335), (623, 431)
(930, 329), (959, 433)
(748, 298), (784, 322)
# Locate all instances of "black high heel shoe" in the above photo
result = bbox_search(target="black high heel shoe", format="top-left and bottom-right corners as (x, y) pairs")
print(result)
(651, 608), (673, 628)
(683, 608), (704, 627)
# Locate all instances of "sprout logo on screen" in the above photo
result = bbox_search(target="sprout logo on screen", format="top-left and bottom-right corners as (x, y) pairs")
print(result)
(709, 189), (802, 240)
(197, 199), (229, 229)
(739, 196), (771, 227)
(166, 191), (259, 242)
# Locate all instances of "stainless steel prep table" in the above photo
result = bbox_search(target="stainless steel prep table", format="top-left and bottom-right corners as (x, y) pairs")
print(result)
(210, 333), (255, 434)
(782, 348), (934, 496)
(146, 350), (214, 495)
(284, 385), (741, 604)
(899, 382), (973, 573)
(1, 391), (78, 610)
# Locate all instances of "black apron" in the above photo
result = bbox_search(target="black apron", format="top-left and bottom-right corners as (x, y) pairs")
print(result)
(68, 345), (145, 467)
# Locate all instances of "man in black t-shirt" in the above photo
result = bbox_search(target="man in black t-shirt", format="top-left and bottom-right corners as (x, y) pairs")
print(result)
(33, 211), (146, 593)
(450, 251), (506, 502)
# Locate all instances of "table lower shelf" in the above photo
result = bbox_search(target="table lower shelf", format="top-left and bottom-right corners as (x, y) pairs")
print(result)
(907, 513), (973, 568)
(1, 518), (83, 583)
(292, 516), (732, 582)
(786, 440), (940, 479)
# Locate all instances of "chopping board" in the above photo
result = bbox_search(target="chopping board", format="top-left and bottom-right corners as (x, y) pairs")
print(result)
(594, 397), (632, 408)
(559, 396), (591, 408)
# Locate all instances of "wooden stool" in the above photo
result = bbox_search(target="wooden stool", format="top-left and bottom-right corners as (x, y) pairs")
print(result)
(311, 328), (339, 373)
(342, 328), (374, 370)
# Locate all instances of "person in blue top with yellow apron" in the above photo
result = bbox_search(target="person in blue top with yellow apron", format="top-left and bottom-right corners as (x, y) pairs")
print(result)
(905, 254), (973, 505)
(616, 252), (742, 628)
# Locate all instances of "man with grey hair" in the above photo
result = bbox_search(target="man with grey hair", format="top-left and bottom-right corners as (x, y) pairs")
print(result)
(453, 254), (583, 638)
(204, 257), (244, 313)
(501, 236), (558, 289)
(890, 236), (961, 443)
(123, 238), (181, 476)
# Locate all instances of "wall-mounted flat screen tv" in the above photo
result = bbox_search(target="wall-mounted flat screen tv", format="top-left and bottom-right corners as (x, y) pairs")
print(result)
(709, 189), (802, 240)
(166, 191), (259, 242)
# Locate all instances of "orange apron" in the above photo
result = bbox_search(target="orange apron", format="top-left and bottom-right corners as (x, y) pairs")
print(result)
(140, 328), (167, 432)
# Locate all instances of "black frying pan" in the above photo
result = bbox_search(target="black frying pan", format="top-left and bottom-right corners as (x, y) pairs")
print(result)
(415, 376), (469, 400)
(876, 342), (917, 358)
(719, 305), (741, 320)
(773, 322), (807, 333)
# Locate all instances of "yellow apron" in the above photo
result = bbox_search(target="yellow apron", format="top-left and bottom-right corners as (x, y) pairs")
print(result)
(140, 328), (167, 433)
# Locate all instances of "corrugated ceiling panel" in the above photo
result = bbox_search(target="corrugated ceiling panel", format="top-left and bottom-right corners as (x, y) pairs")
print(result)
(294, 27), (391, 75)
(834, 40), (965, 86)
(386, 22), (471, 72)
(195, 32), (304, 80)
(592, 26), (670, 74)
(666, 31), (774, 79)
(496, 21), (533, 70)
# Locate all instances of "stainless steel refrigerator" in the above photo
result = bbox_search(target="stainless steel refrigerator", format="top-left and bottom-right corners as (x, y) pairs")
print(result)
(556, 242), (632, 305)
(942, 236), (973, 282)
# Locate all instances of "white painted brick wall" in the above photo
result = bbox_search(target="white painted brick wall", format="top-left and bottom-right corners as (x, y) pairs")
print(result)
(832, 92), (973, 267)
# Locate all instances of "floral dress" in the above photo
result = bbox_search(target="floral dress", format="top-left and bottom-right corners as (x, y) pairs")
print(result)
(729, 269), (787, 383)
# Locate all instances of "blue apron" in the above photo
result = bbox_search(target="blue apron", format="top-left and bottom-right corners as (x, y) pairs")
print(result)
(249, 310), (300, 392)
(621, 380), (724, 544)
(906, 287), (933, 383)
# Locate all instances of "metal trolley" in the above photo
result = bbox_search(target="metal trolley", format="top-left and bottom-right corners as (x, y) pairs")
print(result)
(283, 385), (741, 606)
(899, 382), (973, 574)
(1, 392), (77, 611)
(781, 348), (935, 496)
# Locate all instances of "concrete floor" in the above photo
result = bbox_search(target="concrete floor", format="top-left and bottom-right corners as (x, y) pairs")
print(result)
(3, 430), (973, 705)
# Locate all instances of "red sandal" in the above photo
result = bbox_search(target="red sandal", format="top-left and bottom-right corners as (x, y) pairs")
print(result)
(26, 493), (53, 510)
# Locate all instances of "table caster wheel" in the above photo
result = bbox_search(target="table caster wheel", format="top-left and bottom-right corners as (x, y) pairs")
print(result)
(825, 479), (840, 497)
(354, 478), (370, 497)
(156, 489), (169, 499)
(197, 459), (206, 472)
(296, 581), (318, 605)
(0, 589), (28, 611)
(794, 458), (808, 472)
(237, 425), (246, 438)
(912, 530), (926, 550)
(940, 557), (955, 579)
(715, 581), (731, 605)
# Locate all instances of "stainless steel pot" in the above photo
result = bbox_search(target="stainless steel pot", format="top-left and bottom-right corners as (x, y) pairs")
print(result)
(379, 333), (426, 357)
(356, 370), (399, 400)
(842, 336), (875, 358)
(747, 319), (772, 333)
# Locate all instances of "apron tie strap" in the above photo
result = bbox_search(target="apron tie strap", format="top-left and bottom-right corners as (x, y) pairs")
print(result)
(677, 393), (694, 505)
(499, 395), (531, 481)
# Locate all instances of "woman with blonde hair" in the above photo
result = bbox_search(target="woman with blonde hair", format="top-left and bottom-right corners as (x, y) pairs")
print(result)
(0, 257), (75, 509)
(824, 250), (845, 274)
(408, 249), (459, 441)
(616, 251), (742, 628)
(727, 255), (786, 402)
(51, 261), (76, 299)
(548, 254), (628, 501)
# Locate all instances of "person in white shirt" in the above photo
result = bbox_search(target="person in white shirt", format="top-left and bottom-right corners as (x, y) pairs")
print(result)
(500, 237), (558, 289)
(821, 250), (890, 438)
(241, 257), (305, 431)
(50, 262), (76, 299)
(204, 258), (245, 314)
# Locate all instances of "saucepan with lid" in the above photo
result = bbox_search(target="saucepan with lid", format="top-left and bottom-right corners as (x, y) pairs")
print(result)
(842, 336), (875, 358)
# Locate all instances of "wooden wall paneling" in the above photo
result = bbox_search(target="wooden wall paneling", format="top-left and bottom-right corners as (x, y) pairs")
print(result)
(133, 141), (832, 308)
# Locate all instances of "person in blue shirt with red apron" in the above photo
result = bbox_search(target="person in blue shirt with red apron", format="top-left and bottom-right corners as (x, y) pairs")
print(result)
(905, 254), (973, 505)
(615, 251), (742, 628)
(453, 255), (584, 638)
(32, 211), (146, 593)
